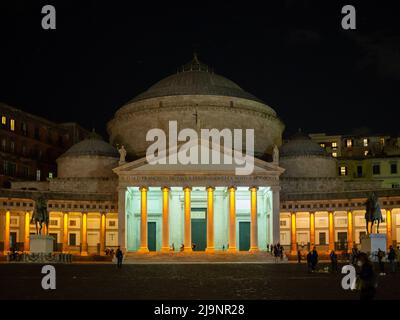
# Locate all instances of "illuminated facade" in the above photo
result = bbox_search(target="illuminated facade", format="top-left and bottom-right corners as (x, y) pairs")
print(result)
(1, 57), (400, 256)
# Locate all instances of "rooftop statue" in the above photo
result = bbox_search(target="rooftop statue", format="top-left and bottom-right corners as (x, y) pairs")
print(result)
(118, 145), (127, 165)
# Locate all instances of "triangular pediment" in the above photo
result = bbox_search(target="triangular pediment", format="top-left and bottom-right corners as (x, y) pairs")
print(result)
(113, 138), (284, 177)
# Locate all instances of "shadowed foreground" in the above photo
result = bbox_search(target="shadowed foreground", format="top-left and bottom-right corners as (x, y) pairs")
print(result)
(0, 263), (399, 300)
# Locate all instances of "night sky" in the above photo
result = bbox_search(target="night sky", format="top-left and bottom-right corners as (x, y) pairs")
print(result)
(0, 1), (399, 139)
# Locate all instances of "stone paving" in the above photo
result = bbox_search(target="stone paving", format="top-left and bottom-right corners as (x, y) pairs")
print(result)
(1, 262), (400, 300)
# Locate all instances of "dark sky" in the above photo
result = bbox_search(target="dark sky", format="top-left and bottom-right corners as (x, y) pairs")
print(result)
(0, 0), (399, 139)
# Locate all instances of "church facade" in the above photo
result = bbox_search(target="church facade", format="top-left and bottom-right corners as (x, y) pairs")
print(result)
(1, 56), (400, 256)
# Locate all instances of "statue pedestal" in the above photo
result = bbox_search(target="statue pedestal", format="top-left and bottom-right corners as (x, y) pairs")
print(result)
(29, 235), (54, 254)
(360, 234), (387, 259)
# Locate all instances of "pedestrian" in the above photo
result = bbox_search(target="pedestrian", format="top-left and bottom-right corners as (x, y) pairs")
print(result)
(396, 246), (400, 268)
(266, 244), (269, 252)
(377, 248), (385, 275)
(279, 246), (284, 261)
(330, 250), (338, 273)
(297, 250), (302, 263)
(387, 245), (396, 273)
(180, 243), (184, 252)
(273, 245), (279, 263)
(115, 246), (123, 269)
(311, 247), (318, 271)
(306, 251), (312, 273)
(357, 252), (377, 300)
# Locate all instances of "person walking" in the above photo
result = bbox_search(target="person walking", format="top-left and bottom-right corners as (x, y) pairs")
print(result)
(297, 250), (302, 263)
(115, 246), (123, 269)
(311, 247), (318, 271)
(306, 250), (312, 273)
(357, 252), (377, 300)
(388, 245), (396, 273)
(377, 248), (386, 275)
(330, 250), (338, 273)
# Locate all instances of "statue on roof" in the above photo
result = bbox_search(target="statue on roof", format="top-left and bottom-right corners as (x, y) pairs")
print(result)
(273, 145), (279, 164)
(118, 144), (127, 165)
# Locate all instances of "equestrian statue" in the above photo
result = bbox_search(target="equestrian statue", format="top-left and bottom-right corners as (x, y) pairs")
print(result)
(30, 195), (49, 235)
(364, 192), (384, 234)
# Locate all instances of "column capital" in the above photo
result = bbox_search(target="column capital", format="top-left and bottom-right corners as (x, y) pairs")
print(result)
(206, 186), (215, 192)
(228, 186), (237, 191)
(161, 186), (171, 192)
(183, 186), (192, 191)
(249, 186), (259, 191)
(139, 186), (148, 192)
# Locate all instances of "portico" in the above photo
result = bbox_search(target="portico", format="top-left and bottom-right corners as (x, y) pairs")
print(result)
(113, 153), (284, 253)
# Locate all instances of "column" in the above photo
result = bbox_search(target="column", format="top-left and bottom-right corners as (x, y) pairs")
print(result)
(138, 186), (149, 253)
(309, 212), (315, 248)
(347, 210), (354, 252)
(291, 212), (297, 254)
(63, 212), (69, 253)
(183, 187), (192, 252)
(100, 213), (106, 255)
(24, 211), (30, 252)
(386, 209), (392, 250)
(4, 211), (10, 254)
(271, 187), (281, 244)
(117, 186), (127, 252)
(249, 187), (259, 252)
(206, 187), (215, 253)
(81, 212), (88, 256)
(161, 187), (170, 252)
(228, 186), (237, 252)
(328, 211), (335, 251)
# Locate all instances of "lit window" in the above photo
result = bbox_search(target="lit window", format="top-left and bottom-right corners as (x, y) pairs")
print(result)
(364, 150), (368, 156)
(10, 119), (15, 131)
(1, 116), (6, 125)
(332, 142), (338, 148)
(380, 138), (385, 146)
(346, 139), (352, 148)
(332, 152), (337, 158)
(48, 172), (53, 179)
(320, 143), (325, 148)
(340, 166), (348, 176)
(363, 138), (368, 147)
(36, 169), (41, 181)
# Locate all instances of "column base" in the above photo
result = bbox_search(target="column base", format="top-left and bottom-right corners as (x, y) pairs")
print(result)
(81, 251), (88, 257)
(227, 247), (237, 253)
(205, 247), (215, 253)
(249, 247), (259, 253)
(137, 247), (149, 253)
(160, 247), (170, 253)
(183, 247), (193, 252)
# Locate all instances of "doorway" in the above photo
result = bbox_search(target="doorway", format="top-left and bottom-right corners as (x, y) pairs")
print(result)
(191, 209), (207, 251)
(239, 222), (250, 251)
(147, 222), (157, 251)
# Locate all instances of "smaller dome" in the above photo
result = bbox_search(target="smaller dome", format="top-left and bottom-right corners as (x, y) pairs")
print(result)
(60, 131), (119, 158)
(280, 131), (328, 157)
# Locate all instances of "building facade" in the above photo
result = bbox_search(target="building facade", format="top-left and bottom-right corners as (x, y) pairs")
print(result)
(0, 102), (90, 188)
(1, 57), (400, 256)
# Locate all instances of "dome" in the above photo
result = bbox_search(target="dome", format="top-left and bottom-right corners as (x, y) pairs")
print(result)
(57, 131), (119, 179)
(130, 55), (262, 103)
(280, 131), (328, 157)
(108, 56), (284, 159)
(60, 131), (119, 158)
(280, 131), (337, 178)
